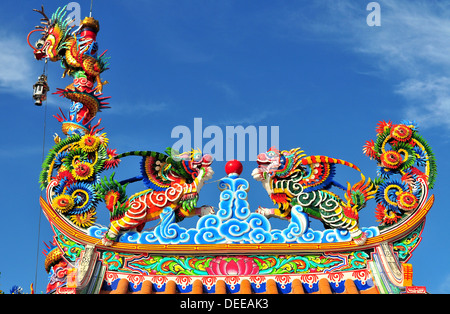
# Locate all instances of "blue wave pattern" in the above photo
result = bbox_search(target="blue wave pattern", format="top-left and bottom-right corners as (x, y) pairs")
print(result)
(87, 174), (379, 244)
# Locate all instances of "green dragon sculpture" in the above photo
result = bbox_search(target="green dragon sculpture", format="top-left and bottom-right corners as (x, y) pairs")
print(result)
(252, 120), (436, 245)
(252, 148), (376, 245)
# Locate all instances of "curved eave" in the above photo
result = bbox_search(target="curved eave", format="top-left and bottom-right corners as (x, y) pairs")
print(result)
(41, 194), (434, 254)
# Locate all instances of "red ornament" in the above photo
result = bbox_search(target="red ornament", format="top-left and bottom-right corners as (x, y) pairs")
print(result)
(225, 160), (243, 176)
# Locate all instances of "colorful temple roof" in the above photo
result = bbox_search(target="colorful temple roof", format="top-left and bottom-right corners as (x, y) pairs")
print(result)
(40, 168), (431, 295)
(28, 5), (435, 296)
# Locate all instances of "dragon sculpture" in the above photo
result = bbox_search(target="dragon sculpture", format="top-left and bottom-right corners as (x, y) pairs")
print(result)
(252, 148), (376, 245)
(96, 149), (214, 246)
(29, 6), (109, 93)
(29, 5), (214, 247)
(252, 121), (436, 245)
(29, 5), (436, 250)
(363, 120), (436, 227)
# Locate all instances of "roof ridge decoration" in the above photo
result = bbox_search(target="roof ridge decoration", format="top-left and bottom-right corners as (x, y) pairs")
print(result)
(87, 172), (380, 245)
(28, 5), (436, 294)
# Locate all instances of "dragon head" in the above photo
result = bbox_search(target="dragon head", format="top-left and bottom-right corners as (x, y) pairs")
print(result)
(28, 5), (74, 61)
(256, 147), (305, 178)
(168, 148), (213, 183)
(254, 147), (306, 215)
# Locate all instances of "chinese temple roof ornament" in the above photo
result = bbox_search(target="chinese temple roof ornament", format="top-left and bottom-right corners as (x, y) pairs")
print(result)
(27, 5), (436, 295)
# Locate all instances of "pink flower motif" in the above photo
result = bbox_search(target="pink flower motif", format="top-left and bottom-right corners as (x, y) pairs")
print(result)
(206, 256), (259, 276)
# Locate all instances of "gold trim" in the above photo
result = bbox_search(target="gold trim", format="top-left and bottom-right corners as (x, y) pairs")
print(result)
(40, 194), (434, 254)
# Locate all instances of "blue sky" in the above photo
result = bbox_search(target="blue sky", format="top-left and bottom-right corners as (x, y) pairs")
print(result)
(0, 0), (449, 293)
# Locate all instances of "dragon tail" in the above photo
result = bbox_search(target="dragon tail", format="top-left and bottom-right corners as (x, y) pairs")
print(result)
(114, 150), (167, 160)
(94, 173), (130, 220)
(301, 155), (361, 172)
(343, 174), (377, 215)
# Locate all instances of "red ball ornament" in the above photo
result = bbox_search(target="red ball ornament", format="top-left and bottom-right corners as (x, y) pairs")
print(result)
(225, 160), (243, 176)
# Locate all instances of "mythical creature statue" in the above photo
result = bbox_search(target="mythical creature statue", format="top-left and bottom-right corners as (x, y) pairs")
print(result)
(40, 120), (119, 228)
(252, 148), (376, 245)
(28, 6), (118, 230)
(29, 6), (214, 247)
(363, 121), (436, 227)
(29, 6), (109, 93)
(96, 149), (215, 246)
(252, 120), (437, 245)
(28, 5), (111, 137)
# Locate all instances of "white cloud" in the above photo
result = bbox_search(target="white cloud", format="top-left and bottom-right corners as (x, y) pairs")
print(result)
(356, 3), (450, 70)
(0, 31), (171, 115)
(0, 32), (60, 109)
(0, 33), (34, 95)
(396, 77), (450, 129)
(276, 1), (450, 130)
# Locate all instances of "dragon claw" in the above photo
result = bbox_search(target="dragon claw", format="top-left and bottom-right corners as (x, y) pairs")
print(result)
(352, 232), (367, 246)
(251, 168), (266, 181)
(256, 207), (275, 217)
(196, 205), (215, 216)
(101, 237), (114, 247)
